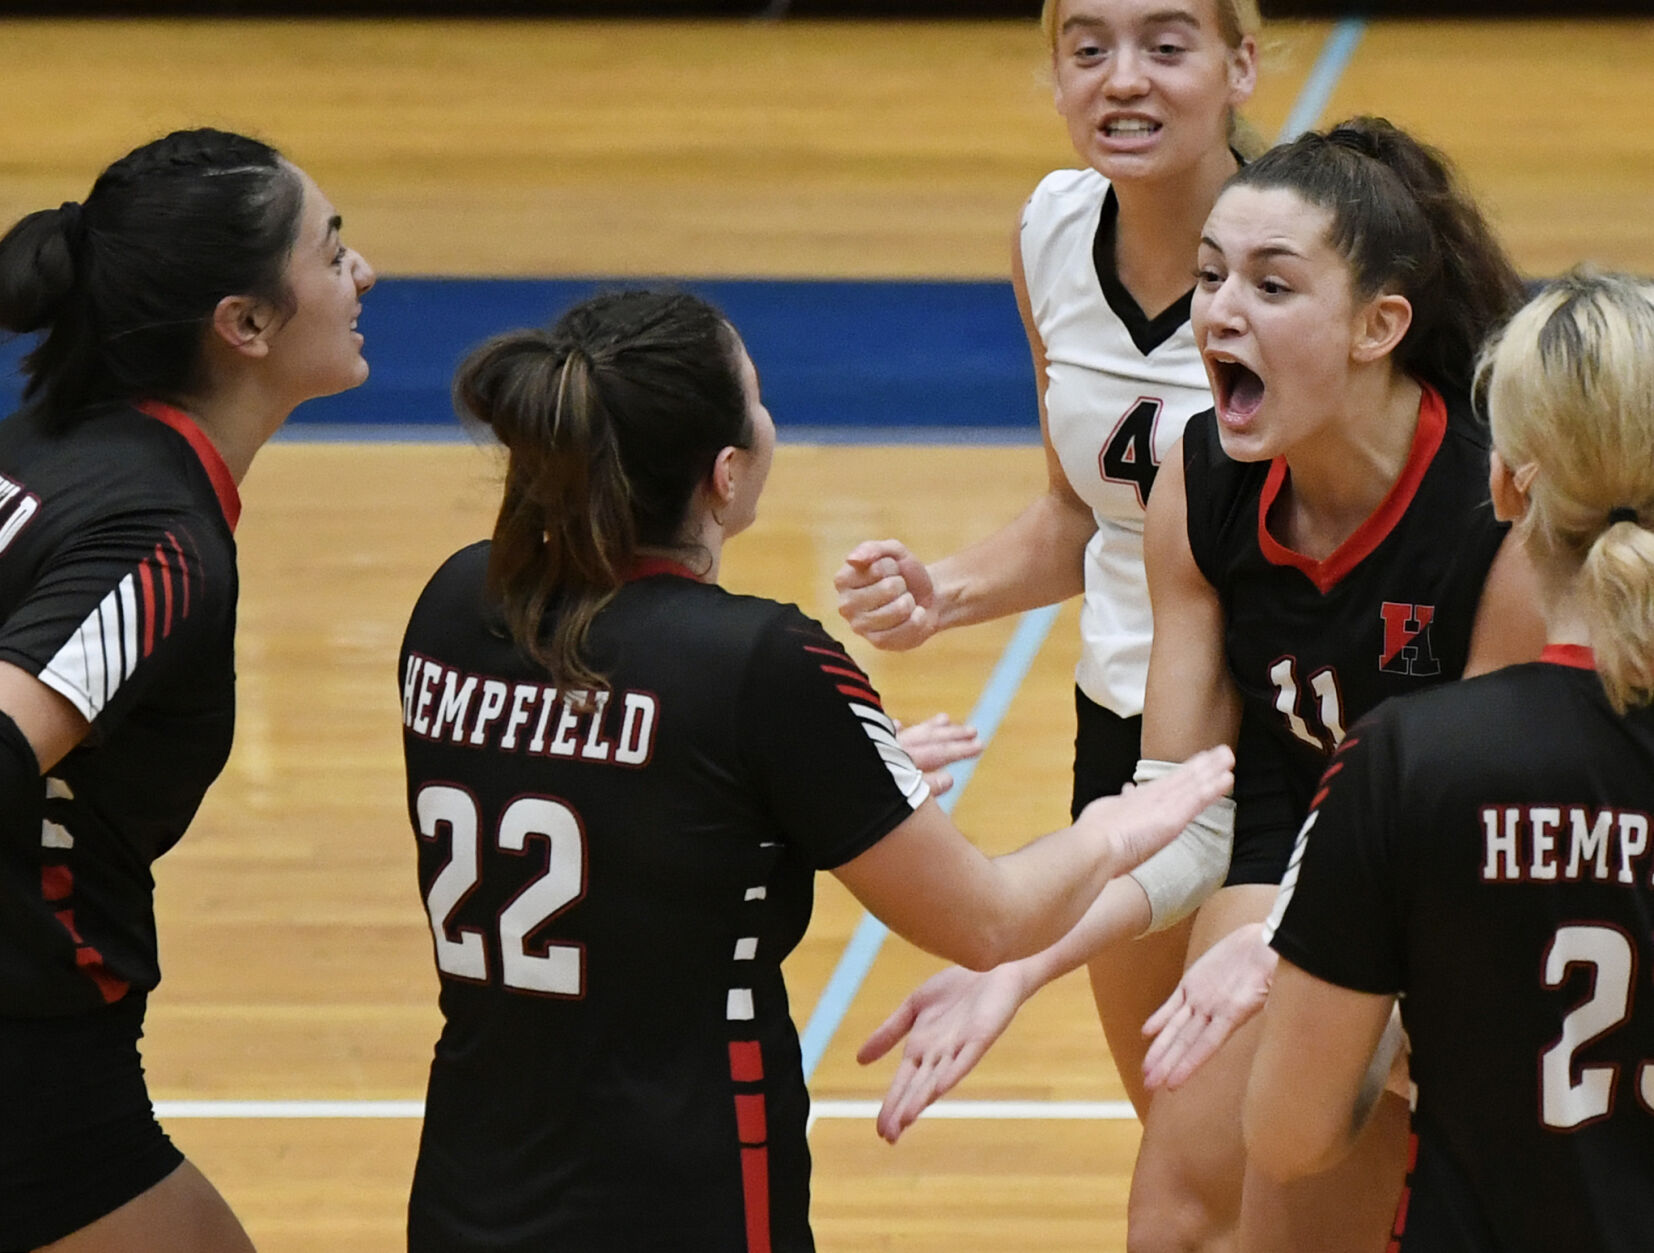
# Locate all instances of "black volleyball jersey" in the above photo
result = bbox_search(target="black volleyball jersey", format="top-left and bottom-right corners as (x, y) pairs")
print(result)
(0, 401), (239, 1017)
(1183, 386), (1506, 858)
(400, 543), (928, 1253)
(1269, 648), (1654, 1253)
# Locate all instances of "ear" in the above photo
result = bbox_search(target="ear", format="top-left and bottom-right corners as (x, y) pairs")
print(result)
(1350, 291), (1413, 365)
(708, 445), (740, 513)
(1488, 449), (1531, 525)
(1227, 35), (1259, 108)
(209, 294), (275, 360)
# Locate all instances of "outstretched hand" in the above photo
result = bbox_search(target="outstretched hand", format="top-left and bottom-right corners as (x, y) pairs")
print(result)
(1141, 921), (1276, 1092)
(1076, 745), (1235, 873)
(855, 963), (1029, 1144)
(894, 713), (982, 797)
(835, 539), (938, 652)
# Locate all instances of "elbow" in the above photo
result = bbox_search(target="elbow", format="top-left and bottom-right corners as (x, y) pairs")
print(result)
(1242, 1091), (1344, 1183)
(955, 921), (1013, 972)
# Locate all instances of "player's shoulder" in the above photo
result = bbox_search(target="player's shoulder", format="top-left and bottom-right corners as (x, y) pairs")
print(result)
(1, 402), (228, 529)
(1353, 662), (1590, 778)
(1028, 165), (1108, 205)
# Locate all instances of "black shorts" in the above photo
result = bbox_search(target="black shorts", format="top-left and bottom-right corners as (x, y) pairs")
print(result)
(1223, 710), (1310, 887)
(0, 994), (184, 1250)
(1070, 687), (1142, 821)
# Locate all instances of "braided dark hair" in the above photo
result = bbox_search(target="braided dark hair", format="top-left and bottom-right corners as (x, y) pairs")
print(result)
(0, 128), (302, 422)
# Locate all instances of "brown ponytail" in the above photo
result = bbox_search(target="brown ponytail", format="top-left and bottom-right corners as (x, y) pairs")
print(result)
(452, 290), (751, 693)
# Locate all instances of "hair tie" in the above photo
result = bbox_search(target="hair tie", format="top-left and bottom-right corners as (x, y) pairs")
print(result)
(1608, 506), (1639, 527)
(57, 200), (87, 251)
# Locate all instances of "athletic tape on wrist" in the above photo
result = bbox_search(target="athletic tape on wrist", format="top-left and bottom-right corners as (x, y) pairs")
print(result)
(1127, 757), (1235, 934)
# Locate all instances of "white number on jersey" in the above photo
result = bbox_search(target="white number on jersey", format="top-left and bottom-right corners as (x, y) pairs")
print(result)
(1269, 657), (1347, 753)
(416, 785), (587, 996)
(1539, 923), (1653, 1129)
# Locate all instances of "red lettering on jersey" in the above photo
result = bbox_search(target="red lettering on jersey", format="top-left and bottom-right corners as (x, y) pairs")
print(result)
(1379, 602), (1440, 676)
(729, 1040), (764, 1082)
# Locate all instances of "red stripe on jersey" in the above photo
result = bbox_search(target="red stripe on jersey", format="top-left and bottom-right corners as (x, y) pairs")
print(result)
(836, 683), (883, 709)
(739, 1146), (772, 1253)
(1392, 1185), (1411, 1237)
(155, 544), (175, 639)
(138, 558), (157, 657)
(803, 644), (853, 664)
(167, 532), (190, 618)
(41, 864), (72, 903)
(1540, 643), (1596, 670)
(734, 1093), (768, 1145)
(729, 1040), (764, 1083)
(625, 557), (700, 582)
(51, 905), (129, 1003)
(75, 946), (130, 1003)
(1257, 385), (1448, 595)
(1310, 760), (1346, 810)
(817, 664), (869, 683)
(135, 400), (242, 532)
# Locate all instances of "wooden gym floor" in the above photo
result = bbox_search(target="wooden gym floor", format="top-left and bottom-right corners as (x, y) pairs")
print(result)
(1, 15), (1652, 1251)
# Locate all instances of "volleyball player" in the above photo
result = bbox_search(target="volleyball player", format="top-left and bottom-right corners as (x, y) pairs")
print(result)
(397, 289), (1233, 1253)
(836, 0), (1262, 1117)
(0, 130), (374, 1252)
(858, 118), (1542, 1252)
(1250, 269), (1654, 1251)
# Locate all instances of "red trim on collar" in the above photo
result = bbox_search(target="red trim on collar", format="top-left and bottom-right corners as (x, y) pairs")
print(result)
(626, 557), (701, 583)
(1256, 383), (1447, 596)
(134, 400), (242, 533)
(1540, 643), (1596, 671)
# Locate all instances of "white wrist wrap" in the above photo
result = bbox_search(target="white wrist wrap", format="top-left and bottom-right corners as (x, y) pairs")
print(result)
(1127, 757), (1236, 934)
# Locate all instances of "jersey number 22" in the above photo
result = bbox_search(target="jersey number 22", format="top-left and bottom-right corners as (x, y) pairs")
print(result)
(417, 784), (586, 997)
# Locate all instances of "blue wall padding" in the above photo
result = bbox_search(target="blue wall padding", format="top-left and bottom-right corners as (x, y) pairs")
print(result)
(0, 277), (1038, 432)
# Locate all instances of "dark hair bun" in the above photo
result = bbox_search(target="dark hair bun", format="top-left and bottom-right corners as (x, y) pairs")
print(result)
(0, 206), (80, 334)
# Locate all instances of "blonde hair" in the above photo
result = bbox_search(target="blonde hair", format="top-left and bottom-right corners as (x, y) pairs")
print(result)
(1477, 269), (1654, 711)
(1037, 0), (1265, 157)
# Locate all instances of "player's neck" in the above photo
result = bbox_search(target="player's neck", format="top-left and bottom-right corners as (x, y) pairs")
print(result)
(1536, 553), (1593, 648)
(173, 380), (289, 485)
(1276, 371), (1423, 561)
(1112, 146), (1238, 319)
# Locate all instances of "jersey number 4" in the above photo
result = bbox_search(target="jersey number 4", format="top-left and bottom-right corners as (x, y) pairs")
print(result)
(1099, 398), (1162, 507)
(417, 784), (586, 997)
(1540, 923), (1654, 1130)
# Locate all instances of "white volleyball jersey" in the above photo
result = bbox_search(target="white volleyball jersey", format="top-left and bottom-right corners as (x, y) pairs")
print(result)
(1021, 167), (1215, 716)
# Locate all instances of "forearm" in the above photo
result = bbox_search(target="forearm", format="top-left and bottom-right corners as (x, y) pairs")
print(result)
(973, 824), (1154, 971)
(999, 876), (1153, 994)
(927, 491), (1093, 631)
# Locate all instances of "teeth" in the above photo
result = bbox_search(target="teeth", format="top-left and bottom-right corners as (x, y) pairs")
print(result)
(1105, 119), (1157, 136)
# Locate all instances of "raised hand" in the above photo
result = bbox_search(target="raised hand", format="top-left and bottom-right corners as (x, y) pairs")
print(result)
(835, 539), (939, 652)
(856, 963), (1031, 1143)
(894, 713), (982, 797)
(1141, 920), (1276, 1092)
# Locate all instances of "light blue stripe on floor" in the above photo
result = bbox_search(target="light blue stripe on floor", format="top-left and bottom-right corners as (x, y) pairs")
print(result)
(798, 603), (1060, 1081)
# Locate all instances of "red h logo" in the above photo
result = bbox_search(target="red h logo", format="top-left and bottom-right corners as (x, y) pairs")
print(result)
(1379, 602), (1440, 676)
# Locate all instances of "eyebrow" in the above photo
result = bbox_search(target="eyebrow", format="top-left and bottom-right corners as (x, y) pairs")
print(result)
(321, 214), (343, 246)
(1061, 8), (1200, 32)
(1200, 235), (1309, 262)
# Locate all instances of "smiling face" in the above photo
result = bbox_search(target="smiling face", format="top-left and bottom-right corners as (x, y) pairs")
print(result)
(264, 166), (376, 404)
(1193, 184), (1377, 462)
(1049, 0), (1254, 184)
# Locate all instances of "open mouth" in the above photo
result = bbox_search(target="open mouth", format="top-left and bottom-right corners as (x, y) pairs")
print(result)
(1101, 117), (1161, 139)
(1211, 358), (1266, 421)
